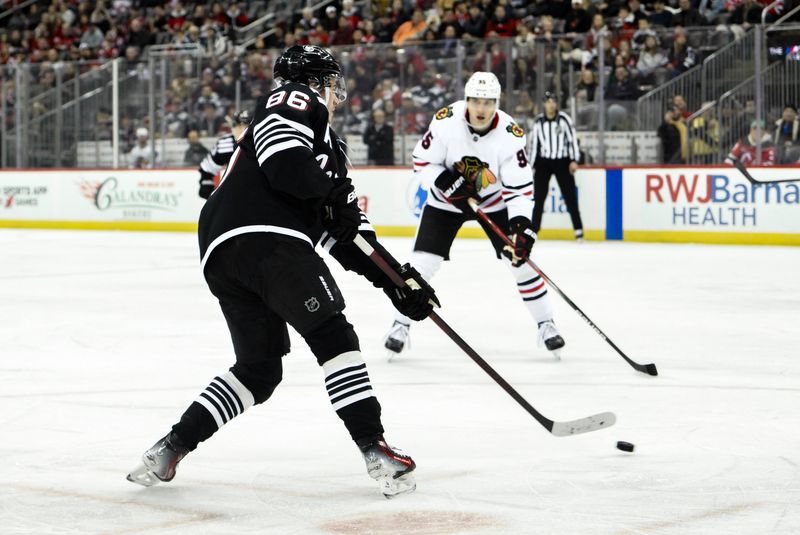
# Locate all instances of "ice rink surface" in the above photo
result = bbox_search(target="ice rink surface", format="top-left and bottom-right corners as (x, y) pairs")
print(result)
(1, 229), (798, 535)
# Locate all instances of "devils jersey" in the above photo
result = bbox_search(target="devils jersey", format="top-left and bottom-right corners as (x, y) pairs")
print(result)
(198, 82), (370, 270)
(199, 133), (236, 178)
(413, 100), (534, 221)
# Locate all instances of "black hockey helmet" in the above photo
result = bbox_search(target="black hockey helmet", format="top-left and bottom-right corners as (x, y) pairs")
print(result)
(542, 90), (557, 103)
(273, 45), (346, 102)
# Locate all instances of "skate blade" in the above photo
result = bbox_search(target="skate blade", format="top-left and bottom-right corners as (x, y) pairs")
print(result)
(380, 473), (416, 499)
(550, 348), (562, 361)
(126, 463), (161, 487)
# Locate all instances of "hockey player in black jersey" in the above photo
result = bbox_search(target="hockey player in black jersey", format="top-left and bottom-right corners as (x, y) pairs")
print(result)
(197, 109), (252, 199)
(127, 45), (438, 498)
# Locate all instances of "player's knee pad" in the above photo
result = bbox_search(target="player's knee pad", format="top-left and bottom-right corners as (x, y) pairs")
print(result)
(230, 360), (282, 405)
(304, 312), (360, 365)
(409, 250), (444, 282)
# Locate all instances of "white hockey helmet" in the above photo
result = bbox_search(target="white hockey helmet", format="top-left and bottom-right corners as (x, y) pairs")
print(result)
(464, 72), (501, 103)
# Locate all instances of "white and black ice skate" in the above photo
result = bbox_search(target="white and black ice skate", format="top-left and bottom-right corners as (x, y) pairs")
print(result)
(383, 320), (410, 359)
(538, 320), (565, 360)
(359, 437), (416, 498)
(126, 432), (189, 487)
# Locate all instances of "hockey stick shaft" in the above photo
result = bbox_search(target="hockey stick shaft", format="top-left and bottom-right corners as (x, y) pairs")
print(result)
(467, 199), (658, 376)
(352, 233), (615, 436)
(732, 158), (800, 184)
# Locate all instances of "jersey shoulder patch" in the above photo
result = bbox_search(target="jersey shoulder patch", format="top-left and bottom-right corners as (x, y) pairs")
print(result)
(506, 122), (525, 137)
(434, 106), (454, 120)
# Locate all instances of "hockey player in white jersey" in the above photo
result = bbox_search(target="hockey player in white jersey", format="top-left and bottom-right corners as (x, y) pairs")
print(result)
(384, 72), (565, 358)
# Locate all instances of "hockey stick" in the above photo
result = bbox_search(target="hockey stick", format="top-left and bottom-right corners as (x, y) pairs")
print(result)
(353, 234), (615, 437)
(732, 158), (800, 184)
(467, 199), (658, 377)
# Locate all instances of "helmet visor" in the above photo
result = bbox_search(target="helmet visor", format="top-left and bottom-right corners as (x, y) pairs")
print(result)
(324, 74), (347, 103)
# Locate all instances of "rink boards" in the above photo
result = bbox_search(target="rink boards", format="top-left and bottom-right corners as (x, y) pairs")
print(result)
(0, 166), (798, 245)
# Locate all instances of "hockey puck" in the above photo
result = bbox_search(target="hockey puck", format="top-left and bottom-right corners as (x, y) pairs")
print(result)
(616, 441), (635, 452)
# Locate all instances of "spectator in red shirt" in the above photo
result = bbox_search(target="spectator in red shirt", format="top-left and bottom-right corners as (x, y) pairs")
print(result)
(725, 120), (776, 166)
(330, 16), (355, 45)
(341, 0), (362, 28)
(226, 4), (248, 29)
(612, 6), (636, 43)
(167, 4), (187, 32)
(485, 5), (517, 37)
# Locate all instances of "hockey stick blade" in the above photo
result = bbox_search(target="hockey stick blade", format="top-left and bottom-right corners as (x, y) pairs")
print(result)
(467, 199), (658, 376)
(550, 411), (617, 437)
(352, 234), (616, 437)
(733, 158), (800, 184)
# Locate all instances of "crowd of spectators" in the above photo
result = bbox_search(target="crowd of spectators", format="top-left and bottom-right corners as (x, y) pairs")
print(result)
(0, 1), (261, 66)
(1, 0), (799, 166)
(657, 94), (800, 164)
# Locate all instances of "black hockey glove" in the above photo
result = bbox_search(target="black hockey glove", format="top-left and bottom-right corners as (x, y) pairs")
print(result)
(434, 168), (477, 211)
(383, 263), (441, 321)
(322, 179), (361, 244)
(199, 171), (215, 199)
(502, 216), (537, 267)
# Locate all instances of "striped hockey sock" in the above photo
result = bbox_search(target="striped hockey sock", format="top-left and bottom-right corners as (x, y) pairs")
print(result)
(323, 351), (375, 410)
(194, 371), (256, 429)
(172, 371), (256, 450)
(509, 261), (554, 324)
(322, 351), (384, 441)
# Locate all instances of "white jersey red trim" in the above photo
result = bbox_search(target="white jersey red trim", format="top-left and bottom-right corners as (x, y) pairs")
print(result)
(413, 100), (534, 220)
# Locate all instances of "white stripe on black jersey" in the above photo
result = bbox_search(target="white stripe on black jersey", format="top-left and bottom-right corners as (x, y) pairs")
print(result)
(253, 113), (315, 166)
(199, 133), (237, 176)
(530, 111), (579, 164)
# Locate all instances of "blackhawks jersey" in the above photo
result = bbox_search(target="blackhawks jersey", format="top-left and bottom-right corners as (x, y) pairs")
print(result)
(198, 81), (371, 270)
(413, 100), (534, 220)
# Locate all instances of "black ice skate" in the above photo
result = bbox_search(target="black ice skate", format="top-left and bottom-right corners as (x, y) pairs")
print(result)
(126, 432), (189, 487)
(538, 320), (565, 360)
(383, 320), (410, 359)
(358, 436), (416, 498)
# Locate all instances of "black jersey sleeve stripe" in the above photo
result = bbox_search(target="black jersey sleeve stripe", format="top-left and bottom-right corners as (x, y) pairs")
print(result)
(254, 122), (314, 149)
(257, 139), (312, 166)
(253, 113), (314, 143)
(256, 131), (313, 151)
(199, 134), (236, 174)
(255, 133), (313, 160)
(200, 154), (222, 175)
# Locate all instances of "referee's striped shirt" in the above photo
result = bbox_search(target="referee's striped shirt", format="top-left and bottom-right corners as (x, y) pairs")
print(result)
(530, 111), (579, 164)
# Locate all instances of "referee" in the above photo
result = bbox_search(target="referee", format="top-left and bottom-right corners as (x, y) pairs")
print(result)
(530, 91), (584, 241)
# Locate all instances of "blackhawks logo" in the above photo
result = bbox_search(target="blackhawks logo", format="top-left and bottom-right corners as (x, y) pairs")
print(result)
(506, 123), (524, 137)
(434, 106), (453, 120)
(454, 156), (497, 192)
